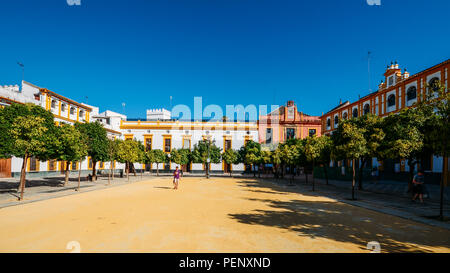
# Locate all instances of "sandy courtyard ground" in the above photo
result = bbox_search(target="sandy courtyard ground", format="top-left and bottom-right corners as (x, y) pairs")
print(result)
(0, 177), (449, 253)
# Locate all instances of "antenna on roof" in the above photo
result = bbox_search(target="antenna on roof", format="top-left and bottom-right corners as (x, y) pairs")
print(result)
(17, 62), (24, 88)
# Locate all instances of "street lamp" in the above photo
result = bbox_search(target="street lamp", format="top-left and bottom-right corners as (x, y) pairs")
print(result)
(206, 157), (211, 179)
(167, 153), (171, 174)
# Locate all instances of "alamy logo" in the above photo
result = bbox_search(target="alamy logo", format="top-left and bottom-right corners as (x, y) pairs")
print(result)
(366, 0), (381, 5)
(67, 0), (81, 6)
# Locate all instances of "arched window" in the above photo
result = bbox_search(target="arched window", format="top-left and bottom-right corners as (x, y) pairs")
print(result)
(61, 104), (66, 112)
(326, 118), (331, 127)
(70, 107), (75, 115)
(363, 104), (370, 115)
(387, 94), (396, 107)
(343, 112), (348, 120)
(334, 115), (339, 126)
(51, 100), (56, 109)
(352, 108), (358, 118)
(428, 77), (440, 93)
(406, 86), (417, 101)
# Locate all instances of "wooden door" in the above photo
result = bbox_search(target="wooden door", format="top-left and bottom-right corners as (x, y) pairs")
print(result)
(0, 158), (12, 178)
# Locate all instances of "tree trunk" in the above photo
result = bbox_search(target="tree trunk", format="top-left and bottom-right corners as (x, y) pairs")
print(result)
(111, 160), (115, 180)
(126, 162), (129, 181)
(77, 162), (81, 191)
(18, 153), (29, 201)
(92, 160), (97, 181)
(64, 161), (70, 186)
(108, 164), (111, 185)
(312, 160), (315, 192)
(440, 137), (447, 221)
(358, 158), (366, 190)
(323, 164), (329, 185)
(305, 167), (308, 184)
(352, 158), (356, 200)
(156, 163), (159, 176)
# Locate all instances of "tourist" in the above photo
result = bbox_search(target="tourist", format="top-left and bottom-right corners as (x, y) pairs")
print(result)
(173, 166), (181, 190)
(412, 169), (425, 203)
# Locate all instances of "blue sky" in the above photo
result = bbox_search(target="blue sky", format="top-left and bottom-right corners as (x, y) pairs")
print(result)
(1, 0), (449, 118)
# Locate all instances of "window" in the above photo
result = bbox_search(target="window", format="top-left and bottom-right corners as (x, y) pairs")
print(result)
(225, 140), (232, 151)
(388, 76), (394, 86)
(99, 162), (104, 169)
(88, 158), (93, 169)
(352, 108), (358, 118)
(145, 138), (152, 152)
(70, 107), (75, 115)
(51, 100), (56, 109)
(407, 86), (417, 101)
(309, 129), (316, 137)
(326, 118), (331, 127)
(265, 128), (272, 144)
(61, 104), (66, 112)
(363, 104), (370, 115)
(164, 138), (171, 153)
(343, 112), (348, 120)
(183, 139), (191, 150)
(334, 116), (339, 126)
(286, 128), (296, 140)
(428, 77), (440, 93)
(387, 94), (396, 107)
(71, 161), (77, 170)
(79, 110), (85, 119)
(29, 157), (38, 172)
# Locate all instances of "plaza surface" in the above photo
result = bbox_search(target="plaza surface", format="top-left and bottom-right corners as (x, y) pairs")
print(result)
(0, 177), (449, 253)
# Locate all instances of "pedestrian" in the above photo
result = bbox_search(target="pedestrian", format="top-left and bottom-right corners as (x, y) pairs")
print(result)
(371, 166), (379, 184)
(412, 169), (425, 203)
(173, 166), (181, 190)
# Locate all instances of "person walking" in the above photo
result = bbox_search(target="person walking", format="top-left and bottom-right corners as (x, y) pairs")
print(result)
(412, 169), (425, 203)
(173, 166), (181, 190)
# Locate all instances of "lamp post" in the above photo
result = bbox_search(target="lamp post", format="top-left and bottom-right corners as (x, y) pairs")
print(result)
(167, 153), (171, 174)
(206, 157), (210, 179)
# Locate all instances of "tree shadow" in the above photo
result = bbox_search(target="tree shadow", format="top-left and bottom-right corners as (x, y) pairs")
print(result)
(230, 179), (450, 253)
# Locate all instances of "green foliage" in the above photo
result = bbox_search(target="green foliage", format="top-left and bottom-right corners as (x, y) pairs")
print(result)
(315, 135), (333, 166)
(222, 149), (239, 165)
(0, 103), (56, 159)
(332, 118), (367, 160)
(238, 140), (261, 166)
(191, 140), (221, 164)
(304, 136), (322, 162)
(108, 138), (121, 163)
(115, 139), (142, 164)
(55, 124), (88, 163)
(170, 148), (191, 166)
(417, 81), (450, 157)
(380, 107), (427, 161)
(75, 121), (109, 163)
(150, 149), (166, 164)
(259, 149), (272, 165)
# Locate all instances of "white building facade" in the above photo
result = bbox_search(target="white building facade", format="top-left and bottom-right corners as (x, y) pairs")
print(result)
(121, 113), (259, 173)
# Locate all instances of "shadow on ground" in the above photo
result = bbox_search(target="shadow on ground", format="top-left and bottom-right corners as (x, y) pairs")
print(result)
(229, 178), (450, 253)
